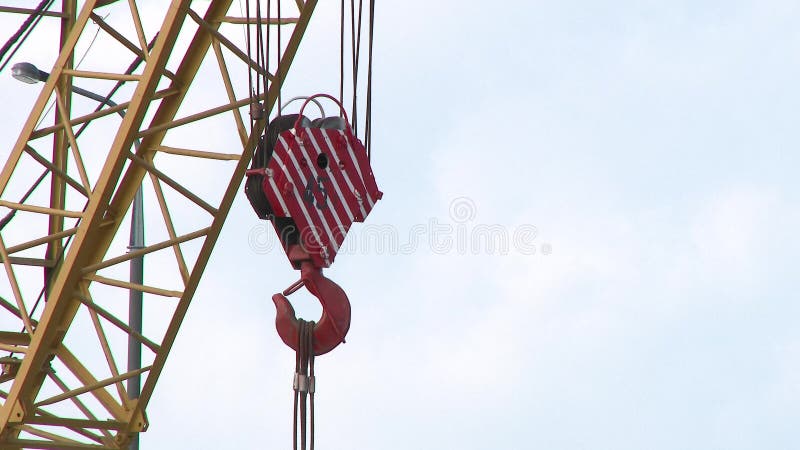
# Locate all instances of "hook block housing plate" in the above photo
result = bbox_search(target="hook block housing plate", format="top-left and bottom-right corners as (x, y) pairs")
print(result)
(262, 126), (382, 267)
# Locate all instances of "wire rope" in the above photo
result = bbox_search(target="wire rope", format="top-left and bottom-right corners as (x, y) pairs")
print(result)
(365, 0), (374, 159)
(0, 0), (54, 72)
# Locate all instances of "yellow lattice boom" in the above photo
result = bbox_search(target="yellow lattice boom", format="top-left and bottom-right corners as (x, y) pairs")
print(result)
(0, 0), (320, 447)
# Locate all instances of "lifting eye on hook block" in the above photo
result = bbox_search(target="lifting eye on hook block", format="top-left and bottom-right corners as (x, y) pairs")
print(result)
(272, 247), (351, 356)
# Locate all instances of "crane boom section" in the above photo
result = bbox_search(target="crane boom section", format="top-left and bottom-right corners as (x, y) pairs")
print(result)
(0, 1), (318, 447)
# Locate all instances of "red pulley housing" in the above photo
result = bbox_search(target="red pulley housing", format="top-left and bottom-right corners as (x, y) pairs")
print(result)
(257, 95), (382, 268)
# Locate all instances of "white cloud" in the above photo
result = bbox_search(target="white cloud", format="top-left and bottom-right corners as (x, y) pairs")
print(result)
(690, 186), (782, 277)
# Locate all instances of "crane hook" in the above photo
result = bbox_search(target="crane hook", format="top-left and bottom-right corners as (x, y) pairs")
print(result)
(272, 260), (351, 356)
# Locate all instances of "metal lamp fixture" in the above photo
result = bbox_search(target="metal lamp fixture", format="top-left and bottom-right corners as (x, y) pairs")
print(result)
(10, 62), (48, 84)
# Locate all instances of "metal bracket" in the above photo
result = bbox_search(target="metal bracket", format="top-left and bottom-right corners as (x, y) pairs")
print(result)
(7, 400), (24, 423)
(127, 400), (149, 432)
(293, 373), (315, 393)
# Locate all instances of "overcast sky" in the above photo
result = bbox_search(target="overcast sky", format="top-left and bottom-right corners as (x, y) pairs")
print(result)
(1, 1), (799, 449)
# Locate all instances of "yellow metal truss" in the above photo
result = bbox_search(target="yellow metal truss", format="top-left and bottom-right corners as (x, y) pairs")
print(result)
(0, 0), (319, 447)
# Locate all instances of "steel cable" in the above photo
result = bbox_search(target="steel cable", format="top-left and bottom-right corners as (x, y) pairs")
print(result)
(277, 0), (282, 114)
(293, 320), (315, 450)
(339, 0), (345, 107)
(365, 0), (374, 160)
(0, 0), (54, 72)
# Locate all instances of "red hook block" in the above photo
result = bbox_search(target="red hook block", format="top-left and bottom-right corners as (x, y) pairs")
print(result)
(272, 259), (351, 356)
